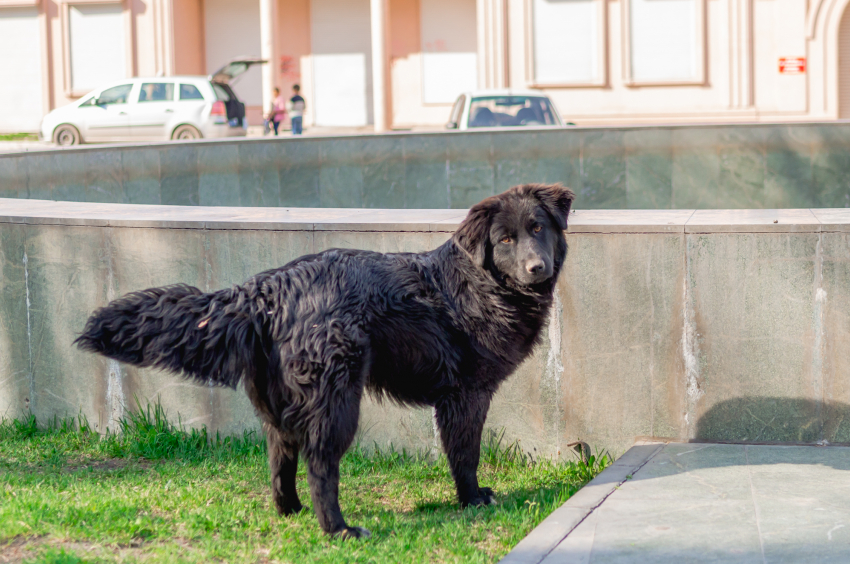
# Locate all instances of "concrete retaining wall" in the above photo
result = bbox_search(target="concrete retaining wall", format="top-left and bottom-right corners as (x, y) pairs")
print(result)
(5, 123), (850, 210)
(2, 199), (849, 456)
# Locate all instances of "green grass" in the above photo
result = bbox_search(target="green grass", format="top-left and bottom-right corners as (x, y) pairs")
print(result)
(0, 404), (610, 563)
(0, 132), (38, 141)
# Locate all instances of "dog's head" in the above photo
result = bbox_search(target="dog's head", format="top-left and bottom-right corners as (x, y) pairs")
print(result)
(453, 184), (575, 288)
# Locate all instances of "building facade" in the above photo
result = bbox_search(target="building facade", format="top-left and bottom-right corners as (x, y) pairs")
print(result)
(4, 0), (850, 132)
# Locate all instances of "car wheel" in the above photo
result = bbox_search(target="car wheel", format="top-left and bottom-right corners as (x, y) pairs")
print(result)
(54, 124), (81, 146)
(172, 124), (202, 141)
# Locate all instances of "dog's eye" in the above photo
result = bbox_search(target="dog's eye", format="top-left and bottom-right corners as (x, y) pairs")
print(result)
(500, 236), (512, 244)
(533, 225), (542, 233)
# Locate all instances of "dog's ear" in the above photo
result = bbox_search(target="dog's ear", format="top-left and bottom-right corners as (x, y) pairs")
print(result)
(453, 196), (500, 267)
(529, 184), (575, 231)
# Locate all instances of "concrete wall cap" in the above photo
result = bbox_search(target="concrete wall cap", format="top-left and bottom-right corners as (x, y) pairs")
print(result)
(2, 199), (850, 233)
(685, 209), (823, 233)
(6, 120), (850, 159)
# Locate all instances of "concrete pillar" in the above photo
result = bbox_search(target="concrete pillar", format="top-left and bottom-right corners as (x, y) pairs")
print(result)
(260, 0), (279, 119)
(38, 4), (53, 113)
(370, 0), (390, 132)
(154, 0), (175, 76)
(476, 0), (487, 88)
(476, 0), (509, 89)
(729, 0), (753, 107)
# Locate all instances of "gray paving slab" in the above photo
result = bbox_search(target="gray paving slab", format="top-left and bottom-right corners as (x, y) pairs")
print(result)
(499, 442), (664, 564)
(502, 443), (850, 564)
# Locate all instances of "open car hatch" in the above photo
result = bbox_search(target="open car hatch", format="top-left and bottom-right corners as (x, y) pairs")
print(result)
(209, 57), (268, 84)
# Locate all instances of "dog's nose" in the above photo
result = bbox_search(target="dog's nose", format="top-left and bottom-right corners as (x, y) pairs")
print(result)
(526, 260), (545, 275)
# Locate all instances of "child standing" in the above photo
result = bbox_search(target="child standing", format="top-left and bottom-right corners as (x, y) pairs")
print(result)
(266, 87), (287, 135)
(289, 84), (305, 135)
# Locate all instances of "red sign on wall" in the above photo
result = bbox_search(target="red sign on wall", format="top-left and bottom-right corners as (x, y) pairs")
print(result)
(779, 57), (806, 74)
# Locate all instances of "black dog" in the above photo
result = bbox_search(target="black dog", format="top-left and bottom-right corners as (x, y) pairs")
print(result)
(75, 183), (574, 538)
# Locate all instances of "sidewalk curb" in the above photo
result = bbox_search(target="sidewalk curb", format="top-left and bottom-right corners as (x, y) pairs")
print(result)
(498, 440), (667, 564)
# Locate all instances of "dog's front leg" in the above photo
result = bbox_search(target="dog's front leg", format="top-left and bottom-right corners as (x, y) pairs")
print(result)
(435, 390), (494, 507)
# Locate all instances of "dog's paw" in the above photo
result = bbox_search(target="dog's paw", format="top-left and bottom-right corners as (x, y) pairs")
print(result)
(461, 487), (497, 508)
(335, 526), (372, 540)
(278, 502), (304, 516)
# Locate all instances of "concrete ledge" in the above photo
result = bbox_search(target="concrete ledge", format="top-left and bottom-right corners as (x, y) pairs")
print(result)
(2, 201), (850, 457)
(6, 123), (850, 210)
(0, 198), (469, 232)
(2, 199), (850, 233)
(499, 441), (666, 564)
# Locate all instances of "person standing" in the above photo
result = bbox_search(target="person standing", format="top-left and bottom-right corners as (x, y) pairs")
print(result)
(266, 87), (287, 136)
(289, 84), (305, 135)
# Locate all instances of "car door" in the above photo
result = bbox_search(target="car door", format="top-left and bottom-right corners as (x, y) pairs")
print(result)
(80, 83), (132, 141)
(128, 82), (176, 140)
(174, 82), (208, 130)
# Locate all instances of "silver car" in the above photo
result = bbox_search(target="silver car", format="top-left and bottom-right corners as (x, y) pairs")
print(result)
(40, 58), (265, 145)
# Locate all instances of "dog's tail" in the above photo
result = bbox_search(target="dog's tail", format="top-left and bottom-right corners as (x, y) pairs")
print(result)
(74, 284), (265, 389)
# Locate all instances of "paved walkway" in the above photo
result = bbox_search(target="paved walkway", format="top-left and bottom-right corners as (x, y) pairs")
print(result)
(501, 442), (850, 563)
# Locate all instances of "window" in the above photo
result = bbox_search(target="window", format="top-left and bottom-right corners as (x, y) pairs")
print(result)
(532, 0), (605, 85)
(67, 3), (126, 93)
(421, 0), (477, 104)
(138, 83), (174, 102)
(628, 0), (702, 83)
(212, 83), (231, 101)
(180, 84), (204, 100)
(97, 84), (132, 105)
(448, 95), (465, 126)
(467, 96), (557, 128)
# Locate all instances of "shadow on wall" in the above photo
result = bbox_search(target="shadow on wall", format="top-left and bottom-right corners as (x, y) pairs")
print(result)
(695, 397), (850, 446)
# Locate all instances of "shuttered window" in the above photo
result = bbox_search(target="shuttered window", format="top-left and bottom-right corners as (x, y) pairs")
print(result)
(532, 0), (603, 85)
(69, 3), (126, 92)
(421, 0), (477, 104)
(629, 0), (700, 83)
(0, 7), (43, 131)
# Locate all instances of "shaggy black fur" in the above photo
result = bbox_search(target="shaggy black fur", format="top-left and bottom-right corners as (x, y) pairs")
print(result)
(75, 183), (575, 538)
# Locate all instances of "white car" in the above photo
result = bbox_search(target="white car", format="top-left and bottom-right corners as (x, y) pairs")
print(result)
(446, 90), (566, 130)
(40, 58), (265, 145)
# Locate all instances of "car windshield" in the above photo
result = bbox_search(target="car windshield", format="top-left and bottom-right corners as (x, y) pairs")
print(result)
(97, 84), (133, 105)
(467, 96), (558, 128)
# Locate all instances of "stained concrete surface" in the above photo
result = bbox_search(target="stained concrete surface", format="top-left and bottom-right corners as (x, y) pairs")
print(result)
(3, 201), (850, 456)
(8, 123), (850, 209)
(505, 442), (850, 564)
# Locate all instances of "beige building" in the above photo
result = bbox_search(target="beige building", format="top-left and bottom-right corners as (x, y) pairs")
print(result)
(5, 0), (850, 132)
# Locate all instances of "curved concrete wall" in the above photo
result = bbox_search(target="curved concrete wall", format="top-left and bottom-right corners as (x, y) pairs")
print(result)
(2, 199), (850, 455)
(5, 123), (850, 210)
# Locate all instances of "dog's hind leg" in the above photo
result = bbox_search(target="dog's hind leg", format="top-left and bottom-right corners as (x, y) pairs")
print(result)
(265, 423), (302, 516)
(435, 390), (495, 508)
(301, 361), (370, 539)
